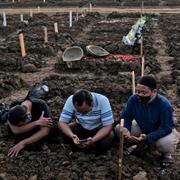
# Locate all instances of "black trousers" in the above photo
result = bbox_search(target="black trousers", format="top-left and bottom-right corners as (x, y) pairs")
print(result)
(70, 123), (114, 154)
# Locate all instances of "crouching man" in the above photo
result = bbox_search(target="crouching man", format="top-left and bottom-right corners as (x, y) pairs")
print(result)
(58, 89), (114, 154)
(8, 98), (53, 157)
(115, 75), (180, 167)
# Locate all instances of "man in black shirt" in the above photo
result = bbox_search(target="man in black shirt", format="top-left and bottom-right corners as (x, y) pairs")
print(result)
(8, 98), (53, 157)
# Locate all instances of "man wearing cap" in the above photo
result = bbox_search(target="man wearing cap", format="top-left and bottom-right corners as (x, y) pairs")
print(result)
(7, 97), (53, 157)
(115, 75), (179, 167)
(58, 89), (114, 154)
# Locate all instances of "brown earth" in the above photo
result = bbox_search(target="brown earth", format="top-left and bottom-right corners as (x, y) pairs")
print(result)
(0, 7), (180, 180)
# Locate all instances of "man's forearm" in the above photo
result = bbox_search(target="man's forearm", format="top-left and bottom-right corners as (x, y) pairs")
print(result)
(8, 121), (39, 135)
(20, 127), (50, 146)
(146, 127), (172, 143)
(58, 121), (74, 139)
(92, 125), (112, 143)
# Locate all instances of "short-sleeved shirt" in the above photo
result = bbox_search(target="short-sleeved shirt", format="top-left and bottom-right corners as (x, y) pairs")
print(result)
(59, 93), (114, 130)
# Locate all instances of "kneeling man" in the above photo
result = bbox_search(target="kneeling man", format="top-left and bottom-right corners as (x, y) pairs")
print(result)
(58, 89), (114, 154)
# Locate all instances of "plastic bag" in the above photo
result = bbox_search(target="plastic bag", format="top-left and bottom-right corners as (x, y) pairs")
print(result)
(122, 16), (149, 46)
(0, 103), (9, 124)
(25, 84), (49, 100)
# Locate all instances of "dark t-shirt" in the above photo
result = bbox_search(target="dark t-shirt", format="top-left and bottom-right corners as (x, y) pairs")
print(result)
(8, 98), (52, 139)
(30, 98), (52, 122)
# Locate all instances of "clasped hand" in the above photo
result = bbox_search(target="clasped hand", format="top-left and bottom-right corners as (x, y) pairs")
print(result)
(123, 128), (146, 143)
(72, 134), (94, 148)
(36, 111), (53, 127)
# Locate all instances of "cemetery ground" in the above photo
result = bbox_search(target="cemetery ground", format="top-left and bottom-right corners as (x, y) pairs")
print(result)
(0, 5), (180, 180)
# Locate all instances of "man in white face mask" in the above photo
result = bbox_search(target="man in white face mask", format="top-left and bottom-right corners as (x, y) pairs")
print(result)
(115, 75), (180, 167)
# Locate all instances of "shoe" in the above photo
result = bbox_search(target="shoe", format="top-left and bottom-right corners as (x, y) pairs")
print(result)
(128, 143), (149, 155)
(0, 103), (9, 124)
(161, 155), (174, 168)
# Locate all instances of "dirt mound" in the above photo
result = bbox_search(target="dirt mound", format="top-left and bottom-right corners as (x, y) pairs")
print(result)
(0, 72), (24, 99)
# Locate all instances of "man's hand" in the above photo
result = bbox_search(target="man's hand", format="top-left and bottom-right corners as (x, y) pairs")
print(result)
(79, 137), (94, 148)
(128, 134), (147, 143)
(123, 127), (146, 143)
(123, 128), (131, 139)
(139, 134), (147, 141)
(8, 142), (25, 157)
(72, 136), (94, 149)
(36, 111), (53, 127)
(72, 134), (80, 145)
(72, 135), (88, 149)
(123, 128), (138, 143)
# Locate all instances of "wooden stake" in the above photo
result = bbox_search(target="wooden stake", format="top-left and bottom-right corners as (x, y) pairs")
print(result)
(140, 36), (143, 57)
(19, 33), (26, 57)
(76, 7), (79, 21)
(141, 56), (145, 76)
(44, 27), (48, 43)
(30, 9), (33, 17)
(132, 71), (135, 95)
(119, 118), (124, 180)
(54, 22), (58, 33)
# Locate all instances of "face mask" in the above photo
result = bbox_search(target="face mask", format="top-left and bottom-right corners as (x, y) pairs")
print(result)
(138, 95), (151, 103)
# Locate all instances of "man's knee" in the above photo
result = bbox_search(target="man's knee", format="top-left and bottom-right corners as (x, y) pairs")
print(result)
(156, 132), (179, 154)
(114, 120), (142, 139)
(131, 120), (142, 137)
(96, 131), (114, 150)
(114, 124), (120, 138)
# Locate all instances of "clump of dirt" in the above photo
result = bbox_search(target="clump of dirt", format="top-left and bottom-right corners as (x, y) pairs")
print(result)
(159, 14), (180, 103)
(0, 72), (24, 99)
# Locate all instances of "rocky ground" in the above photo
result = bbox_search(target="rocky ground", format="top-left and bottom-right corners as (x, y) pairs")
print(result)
(0, 6), (180, 180)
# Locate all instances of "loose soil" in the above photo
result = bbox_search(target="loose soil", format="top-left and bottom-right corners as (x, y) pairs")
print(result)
(0, 7), (180, 180)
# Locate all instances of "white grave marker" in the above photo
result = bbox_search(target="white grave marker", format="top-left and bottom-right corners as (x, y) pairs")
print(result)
(69, 10), (72, 28)
(2, 12), (7, 27)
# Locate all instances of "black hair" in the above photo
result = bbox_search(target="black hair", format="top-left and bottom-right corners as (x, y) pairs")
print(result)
(138, 75), (157, 90)
(72, 89), (93, 107)
(8, 105), (27, 125)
